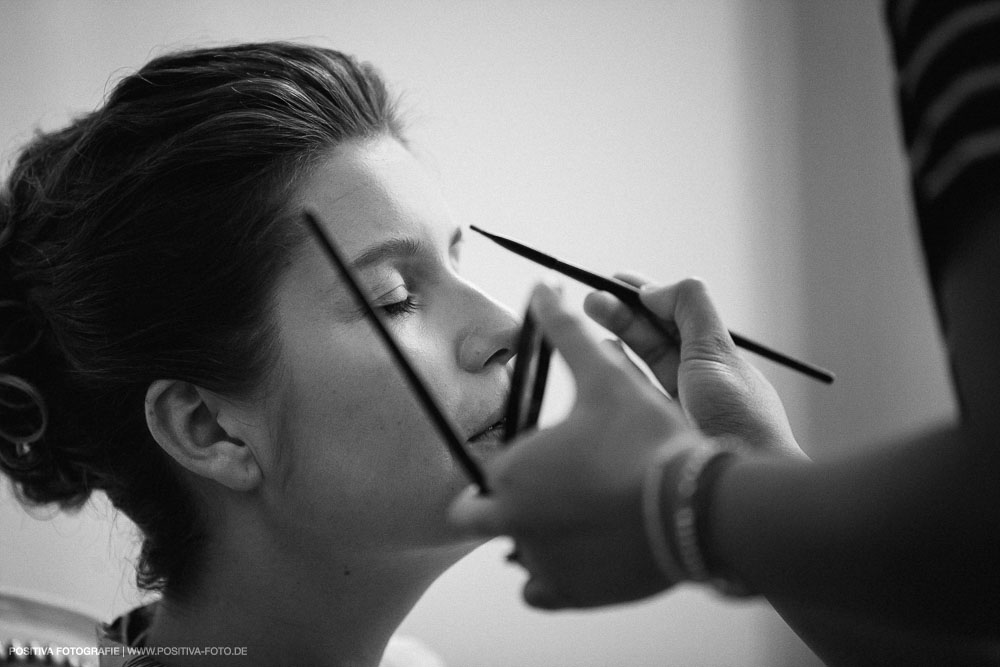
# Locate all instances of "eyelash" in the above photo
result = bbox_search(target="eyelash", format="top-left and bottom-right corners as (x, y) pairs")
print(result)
(381, 295), (420, 318)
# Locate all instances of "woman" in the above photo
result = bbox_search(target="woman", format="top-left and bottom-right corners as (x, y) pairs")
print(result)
(0, 42), (517, 665)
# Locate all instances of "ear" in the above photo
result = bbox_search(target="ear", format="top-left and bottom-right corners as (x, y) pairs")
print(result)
(144, 379), (262, 492)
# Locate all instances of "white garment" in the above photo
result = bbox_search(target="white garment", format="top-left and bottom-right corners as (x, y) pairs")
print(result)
(381, 635), (447, 667)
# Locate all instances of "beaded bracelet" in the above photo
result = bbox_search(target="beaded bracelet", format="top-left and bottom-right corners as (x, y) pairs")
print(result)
(671, 446), (720, 582)
(642, 448), (687, 584)
(642, 446), (753, 597)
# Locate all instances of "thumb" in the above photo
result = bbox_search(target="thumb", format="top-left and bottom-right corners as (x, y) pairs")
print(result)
(639, 278), (735, 357)
(523, 576), (571, 610)
(530, 282), (622, 398)
(448, 484), (506, 538)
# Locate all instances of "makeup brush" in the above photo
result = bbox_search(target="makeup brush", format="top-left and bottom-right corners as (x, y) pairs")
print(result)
(470, 225), (834, 385)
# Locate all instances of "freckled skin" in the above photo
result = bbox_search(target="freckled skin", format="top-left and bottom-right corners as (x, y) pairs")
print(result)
(250, 136), (519, 560)
(144, 136), (520, 667)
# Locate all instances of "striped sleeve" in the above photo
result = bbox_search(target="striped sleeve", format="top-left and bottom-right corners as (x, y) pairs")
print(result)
(886, 0), (1000, 290)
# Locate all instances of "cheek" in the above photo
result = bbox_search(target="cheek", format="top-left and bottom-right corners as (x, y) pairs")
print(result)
(267, 333), (465, 542)
(289, 347), (443, 472)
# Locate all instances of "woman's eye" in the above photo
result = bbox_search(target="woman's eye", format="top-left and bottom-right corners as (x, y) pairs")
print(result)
(380, 293), (420, 318)
(376, 285), (417, 317)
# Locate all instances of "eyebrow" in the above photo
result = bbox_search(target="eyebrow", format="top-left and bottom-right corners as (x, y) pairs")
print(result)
(349, 227), (464, 271)
(350, 236), (425, 271)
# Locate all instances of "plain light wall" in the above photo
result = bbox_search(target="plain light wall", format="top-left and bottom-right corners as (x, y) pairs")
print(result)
(789, 2), (958, 454)
(0, 2), (957, 666)
(765, 2), (959, 663)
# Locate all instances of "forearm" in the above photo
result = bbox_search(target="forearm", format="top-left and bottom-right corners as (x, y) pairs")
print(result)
(768, 596), (1000, 667)
(707, 424), (1000, 634)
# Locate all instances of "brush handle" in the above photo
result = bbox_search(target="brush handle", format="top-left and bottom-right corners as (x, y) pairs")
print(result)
(602, 278), (834, 384)
(469, 226), (834, 384)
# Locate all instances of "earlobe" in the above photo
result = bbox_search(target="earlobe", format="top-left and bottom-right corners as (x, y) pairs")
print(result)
(145, 379), (263, 492)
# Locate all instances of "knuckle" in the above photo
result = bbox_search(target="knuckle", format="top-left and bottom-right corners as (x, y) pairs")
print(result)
(699, 410), (751, 439)
(685, 331), (735, 359)
(604, 302), (636, 332)
(677, 276), (708, 297)
(673, 278), (709, 320)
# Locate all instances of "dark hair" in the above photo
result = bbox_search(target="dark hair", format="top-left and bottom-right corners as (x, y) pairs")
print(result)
(0, 42), (403, 594)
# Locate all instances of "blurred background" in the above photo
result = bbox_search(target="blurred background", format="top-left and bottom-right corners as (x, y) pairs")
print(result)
(0, 1), (957, 665)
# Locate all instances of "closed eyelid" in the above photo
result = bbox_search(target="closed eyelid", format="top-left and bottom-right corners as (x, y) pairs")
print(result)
(374, 283), (409, 302)
(317, 269), (399, 318)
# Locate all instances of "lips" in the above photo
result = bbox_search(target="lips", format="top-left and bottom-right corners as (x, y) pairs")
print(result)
(465, 373), (512, 446)
(468, 417), (506, 443)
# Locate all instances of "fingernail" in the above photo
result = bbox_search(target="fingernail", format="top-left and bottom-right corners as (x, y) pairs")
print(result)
(533, 279), (563, 306)
(543, 276), (564, 296)
(601, 337), (627, 352)
(446, 485), (479, 525)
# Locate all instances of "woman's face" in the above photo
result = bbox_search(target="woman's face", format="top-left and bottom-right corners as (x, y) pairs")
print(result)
(251, 136), (518, 562)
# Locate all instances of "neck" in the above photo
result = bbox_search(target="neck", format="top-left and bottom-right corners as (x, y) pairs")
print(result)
(145, 530), (473, 667)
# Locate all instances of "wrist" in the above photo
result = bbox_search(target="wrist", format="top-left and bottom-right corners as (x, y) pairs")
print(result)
(643, 443), (754, 597)
(687, 449), (753, 596)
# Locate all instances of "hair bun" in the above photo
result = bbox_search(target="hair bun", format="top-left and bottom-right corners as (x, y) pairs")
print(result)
(0, 366), (91, 507)
(0, 317), (62, 502)
(1, 213), (90, 507)
(0, 373), (48, 468)
(1, 216), (47, 453)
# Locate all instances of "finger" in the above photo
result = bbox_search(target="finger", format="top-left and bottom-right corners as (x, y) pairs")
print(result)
(600, 338), (645, 378)
(586, 293), (681, 396)
(584, 290), (638, 335)
(528, 282), (624, 395)
(600, 338), (674, 399)
(612, 270), (654, 289)
(585, 269), (664, 336)
(639, 278), (736, 360)
(523, 576), (570, 610)
(586, 291), (679, 366)
(447, 485), (507, 537)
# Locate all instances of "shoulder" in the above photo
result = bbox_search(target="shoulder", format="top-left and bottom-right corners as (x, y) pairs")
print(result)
(886, 0), (1000, 289)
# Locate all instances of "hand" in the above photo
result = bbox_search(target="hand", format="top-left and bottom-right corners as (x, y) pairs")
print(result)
(587, 274), (802, 458)
(450, 282), (710, 608)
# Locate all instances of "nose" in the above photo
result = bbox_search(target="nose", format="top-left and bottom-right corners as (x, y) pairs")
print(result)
(456, 284), (520, 373)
